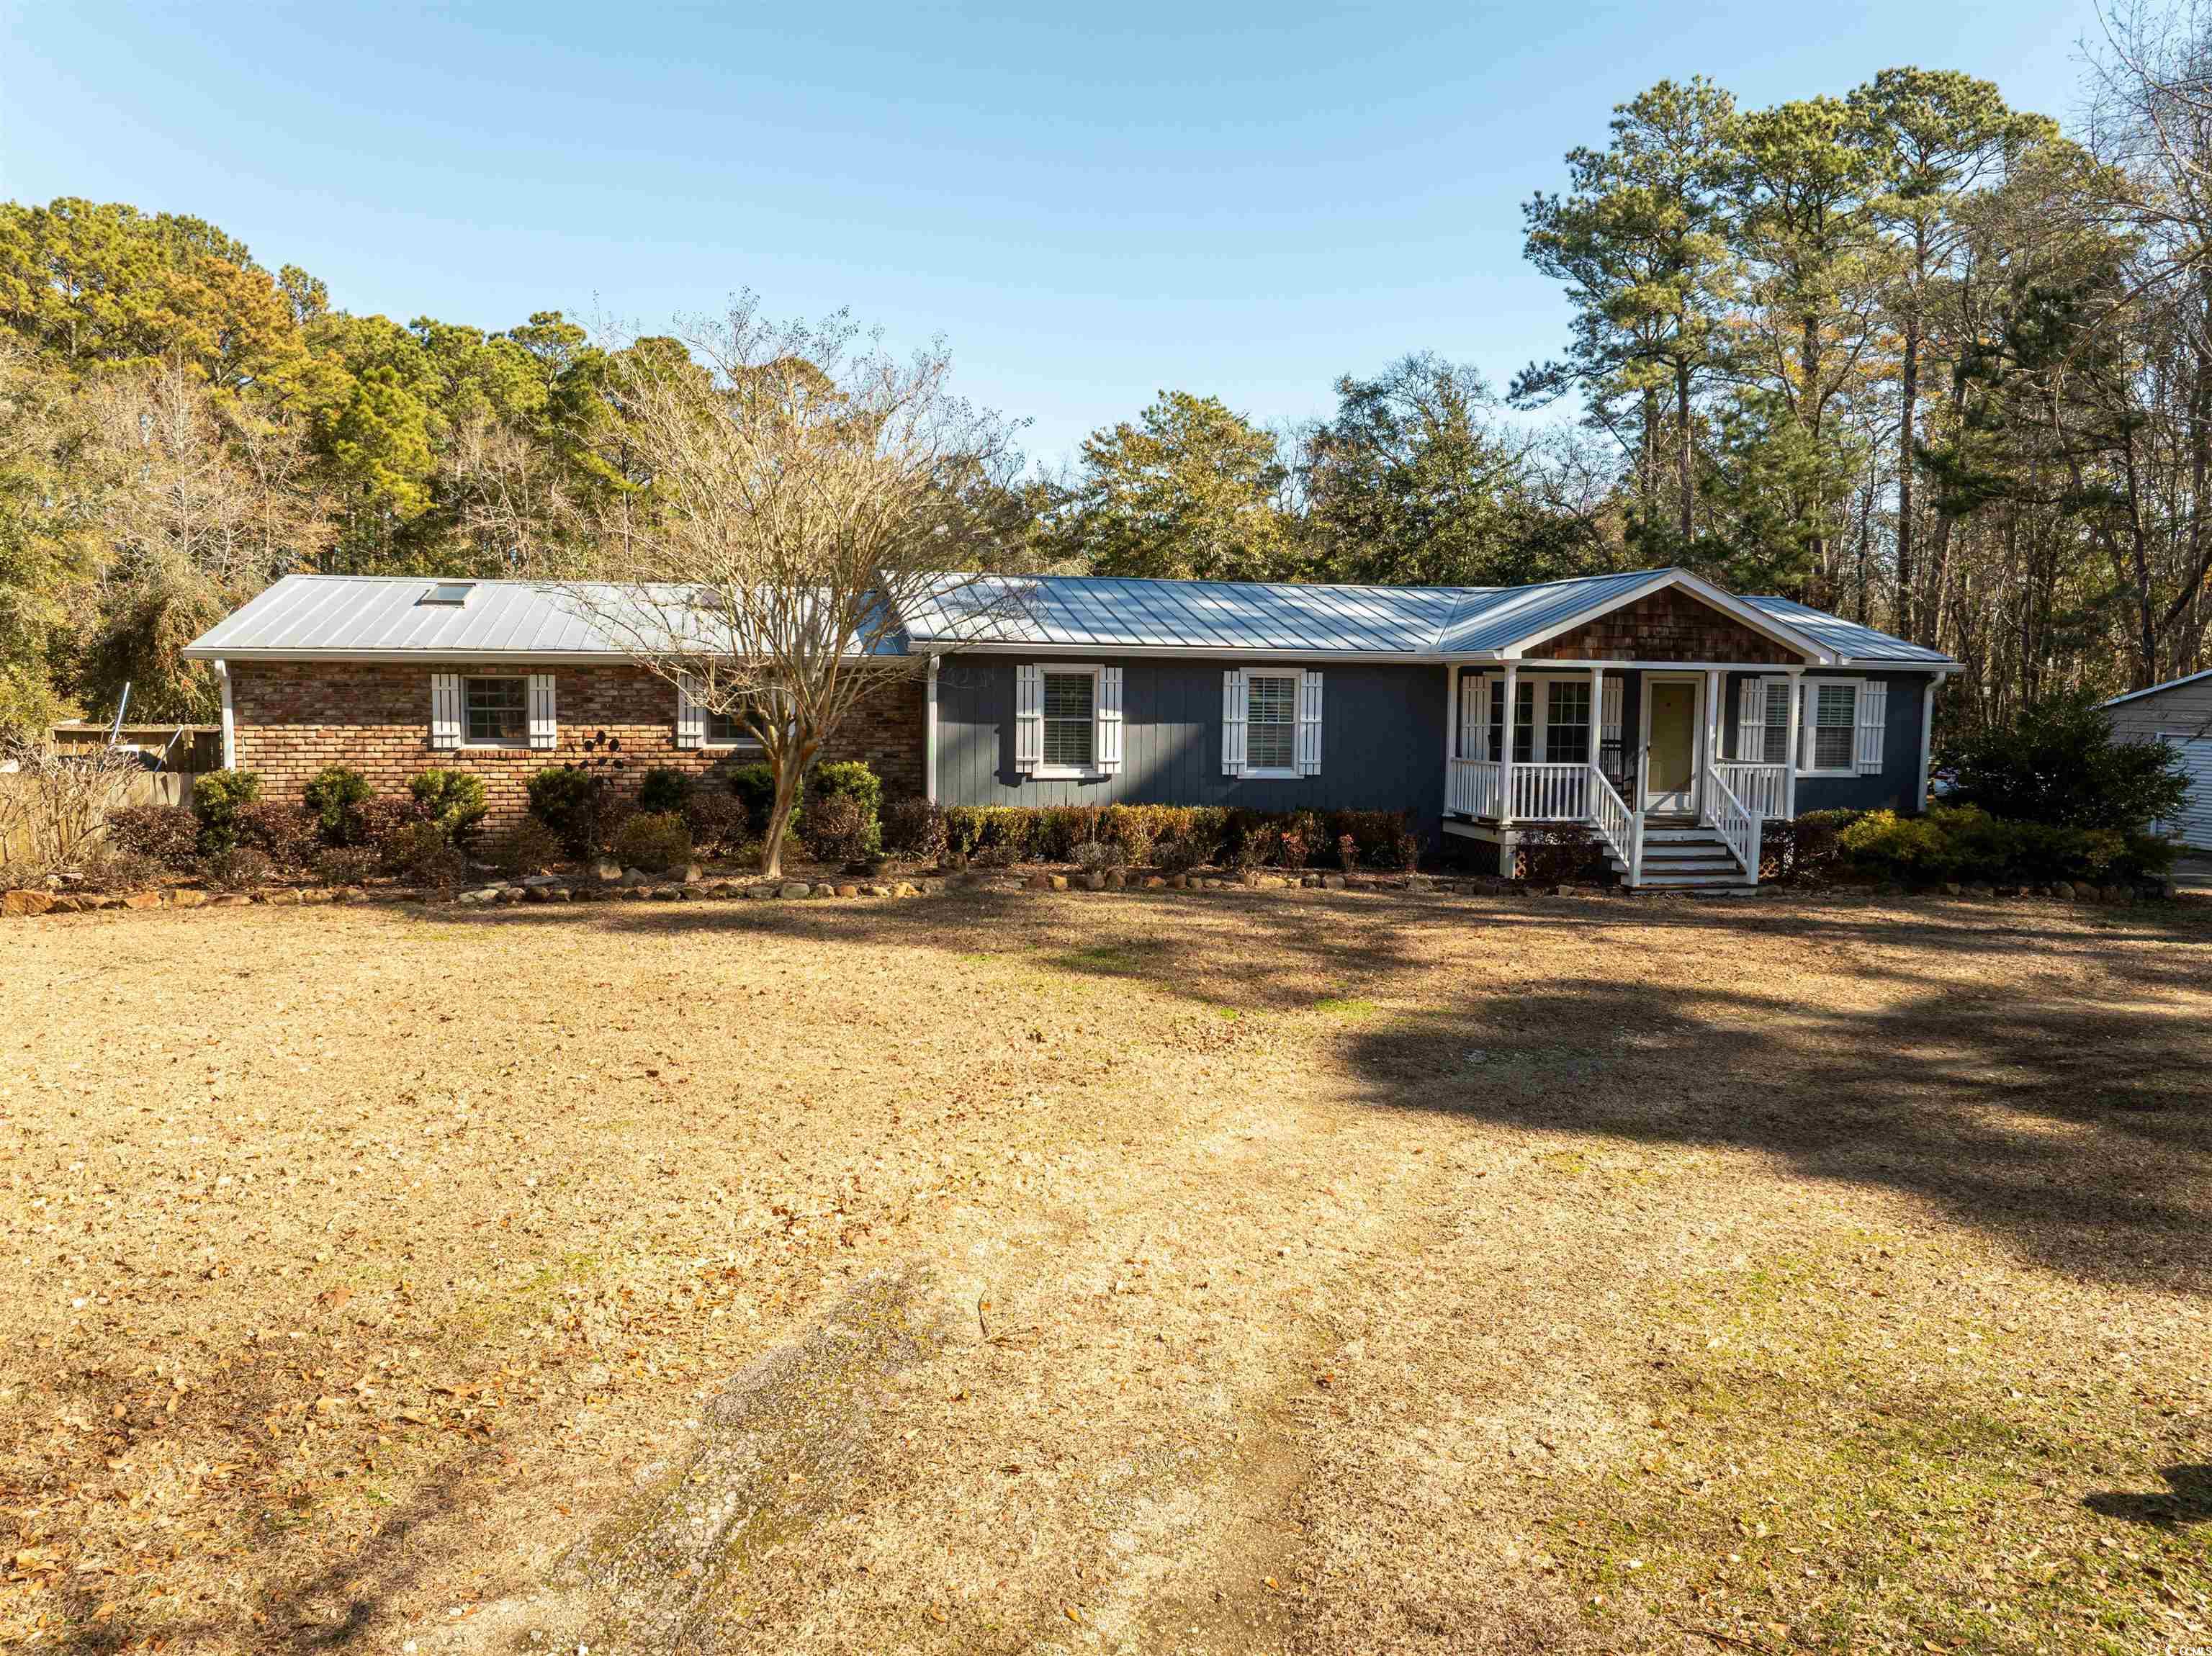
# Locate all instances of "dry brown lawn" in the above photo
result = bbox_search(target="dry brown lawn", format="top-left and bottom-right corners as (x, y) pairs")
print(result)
(3, 885), (2210, 1656)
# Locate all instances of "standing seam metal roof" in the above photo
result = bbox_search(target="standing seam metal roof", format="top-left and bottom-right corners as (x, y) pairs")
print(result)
(185, 570), (1953, 666)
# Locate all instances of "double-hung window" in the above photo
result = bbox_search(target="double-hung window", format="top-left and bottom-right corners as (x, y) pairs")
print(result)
(1545, 680), (1592, 765)
(1041, 670), (1096, 773)
(704, 706), (761, 749)
(1755, 679), (1792, 763)
(1243, 670), (1300, 776)
(1805, 681), (1858, 774)
(464, 677), (528, 745)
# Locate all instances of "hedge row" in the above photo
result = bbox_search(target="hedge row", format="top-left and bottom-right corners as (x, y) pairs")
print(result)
(936, 804), (1422, 870)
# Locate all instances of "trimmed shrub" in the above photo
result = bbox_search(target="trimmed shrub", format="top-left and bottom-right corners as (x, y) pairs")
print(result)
(205, 846), (274, 891)
(683, 789), (750, 856)
(382, 821), (466, 887)
(809, 761), (882, 858)
(613, 811), (693, 873)
(728, 762), (800, 842)
(408, 769), (487, 842)
(78, 849), (166, 894)
(527, 765), (607, 857)
(106, 804), (200, 869)
(1761, 812), (1848, 883)
(302, 765), (373, 845)
(235, 802), (321, 871)
(1830, 804), (2175, 886)
(1943, 693), (2190, 831)
(485, 816), (562, 877)
(1515, 824), (1599, 885)
(192, 768), (261, 855)
(637, 765), (694, 816)
(1073, 840), (1127, 872)
(882, 796), (948, 860)
(313, 845), (382, 886)
(799, 795), (872, 864)
(1153, 832), (1215, 875)
(357, 794), (430, 853)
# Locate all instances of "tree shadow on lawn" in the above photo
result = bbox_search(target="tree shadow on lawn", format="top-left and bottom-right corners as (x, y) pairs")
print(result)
(418, 889), (2212, 1296)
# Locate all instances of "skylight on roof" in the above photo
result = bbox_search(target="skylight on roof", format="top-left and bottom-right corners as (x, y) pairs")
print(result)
(419, 581), (475, 607)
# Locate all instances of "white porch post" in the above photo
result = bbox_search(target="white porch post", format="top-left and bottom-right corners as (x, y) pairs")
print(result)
(1588, 663), (1605, 817)
(1498, 661), (1519, 876)
(1701, 668), (1722, 821)
(1784, 667), (1803, 819)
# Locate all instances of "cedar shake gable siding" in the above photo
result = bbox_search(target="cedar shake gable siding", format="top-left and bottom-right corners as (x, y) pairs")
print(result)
(1537, 588), (1800, 664)
(228, 661), (924, 826)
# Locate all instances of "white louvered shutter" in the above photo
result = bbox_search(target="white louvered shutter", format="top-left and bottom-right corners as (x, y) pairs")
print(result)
(674, 673), (705, 750)
(1799, 681), (1814, 770)
(528, 673), (557, 750)
(1097, 667), (1124, 774)
(1298, 670), (1323, 775)
(1601, 675), (1623, 761)
(1737, 678), (1763, 762)
(1856, 680), (1887, 773)
(430, 673), (461, 750)
(1014, 665), (1041, 775)
(1221, 669), (1247, 777)
(1460, 672), (1485, 760)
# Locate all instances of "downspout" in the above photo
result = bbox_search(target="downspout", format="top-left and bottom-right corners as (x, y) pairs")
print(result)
(215, 660), (235, 772)
(1915, 670), (1941, 814)
(925, 654), (939, 804)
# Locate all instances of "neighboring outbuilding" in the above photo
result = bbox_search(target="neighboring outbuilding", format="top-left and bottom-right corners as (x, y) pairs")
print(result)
(182, 565), (1959, 889)
(2102, 670), (2212, 851)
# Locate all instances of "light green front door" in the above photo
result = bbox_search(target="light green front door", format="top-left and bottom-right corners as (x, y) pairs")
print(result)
(1645, 680), (1698, 813)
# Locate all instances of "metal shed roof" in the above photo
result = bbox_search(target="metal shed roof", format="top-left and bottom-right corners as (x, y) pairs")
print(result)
(2100, 666), (2212, 708)
(1740, 595), (1959, 666)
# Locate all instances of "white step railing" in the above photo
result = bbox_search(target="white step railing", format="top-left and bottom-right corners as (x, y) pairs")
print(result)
(1447, 757), (1502, 818)
(1701, 760), (1761, 880)
(1714, 761), (1789, 819)
(1587, 763), (1642, 885)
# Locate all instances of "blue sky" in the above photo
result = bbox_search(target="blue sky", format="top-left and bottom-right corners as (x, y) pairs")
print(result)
(1, 1), (2103, 469)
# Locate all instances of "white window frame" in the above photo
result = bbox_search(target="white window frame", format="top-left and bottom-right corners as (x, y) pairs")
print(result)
(1475, 673), (1591, 764)
(1799, 677), (1863, 777)
(703, 704), (765, 752)
(1033, 662), (1104, 779)
(461, 674), (532, 749)
(1241, 668), (1304, 779)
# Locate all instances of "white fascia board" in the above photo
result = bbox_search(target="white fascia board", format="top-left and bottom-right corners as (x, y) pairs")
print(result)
(2100, 665), (2212, 707)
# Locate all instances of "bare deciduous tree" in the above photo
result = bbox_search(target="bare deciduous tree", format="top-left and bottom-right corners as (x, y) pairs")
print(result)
(552, 297), (1028, 876)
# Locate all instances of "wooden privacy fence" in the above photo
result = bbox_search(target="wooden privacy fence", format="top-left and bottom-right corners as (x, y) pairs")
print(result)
(0, 770), (200, 864)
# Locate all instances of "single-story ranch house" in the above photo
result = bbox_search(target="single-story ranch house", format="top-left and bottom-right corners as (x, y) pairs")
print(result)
(181, 566), (1957, 890)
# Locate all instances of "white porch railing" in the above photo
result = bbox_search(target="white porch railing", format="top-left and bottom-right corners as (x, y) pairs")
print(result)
(1507, 761), (1590, 821)
(1701, 760), (1761, 879)
(1714, 761), (1789, 820)
(1447, 757), (1503, 818)
(1587, 764), (1642, 885)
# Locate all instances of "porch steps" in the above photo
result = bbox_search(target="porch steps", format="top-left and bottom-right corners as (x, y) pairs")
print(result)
(1605, 826), (1755, 891)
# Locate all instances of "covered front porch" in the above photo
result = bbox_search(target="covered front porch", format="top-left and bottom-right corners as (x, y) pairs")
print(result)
(1440, 661), (1801, 889)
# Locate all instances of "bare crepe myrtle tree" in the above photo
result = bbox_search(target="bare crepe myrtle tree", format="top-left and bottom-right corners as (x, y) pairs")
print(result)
(552, 297), (1030, 876)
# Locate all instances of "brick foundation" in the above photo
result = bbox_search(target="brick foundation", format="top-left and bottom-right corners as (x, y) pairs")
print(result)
(228, 662), (925, 824)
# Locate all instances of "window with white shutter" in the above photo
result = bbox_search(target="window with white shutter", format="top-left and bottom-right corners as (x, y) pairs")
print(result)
(1297, 669), (1323, 776)
(527, 673), (557, 750)
(430, 673), (462, 750)
(1242, 670), (1300, 777)
(675, 674), (706, 750)
(1022, 664), (1105, 778)
(1801, 680), (1862, 775)
(1460, 672), (1487, 760)
(1221, 669), (1247, 776)
(1740, 676), (1791, 762)
(1856, 680), (1888, 773)
(462, 676), (528, 746)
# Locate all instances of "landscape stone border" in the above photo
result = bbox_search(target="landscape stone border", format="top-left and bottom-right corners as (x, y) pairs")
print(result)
(0, 863), (2179, 920)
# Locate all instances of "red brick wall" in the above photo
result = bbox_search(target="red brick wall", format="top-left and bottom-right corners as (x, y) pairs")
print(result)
(228, 661), (925, 824)
(1539, 588), (1799, 664)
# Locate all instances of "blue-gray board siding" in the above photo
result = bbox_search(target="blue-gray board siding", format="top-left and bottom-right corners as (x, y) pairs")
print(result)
(935, 655), (1450, 838)
(932, 656), (1933, 832)
(1721, 669), (1930, 814)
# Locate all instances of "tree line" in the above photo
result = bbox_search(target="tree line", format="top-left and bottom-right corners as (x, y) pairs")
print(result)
(4, 10), (2210, 740)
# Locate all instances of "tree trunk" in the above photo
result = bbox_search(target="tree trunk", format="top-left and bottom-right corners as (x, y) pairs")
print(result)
(1800, 314), (1827, 572)
(1639, 386), (1660, 528)
(756, 739), (817, 878)
(1675, 357), (1694, 546)
(1896, 313), (1920, 641)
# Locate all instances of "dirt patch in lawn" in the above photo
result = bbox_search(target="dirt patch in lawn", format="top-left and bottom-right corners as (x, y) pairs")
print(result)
(2, 886), (2208, 1654)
